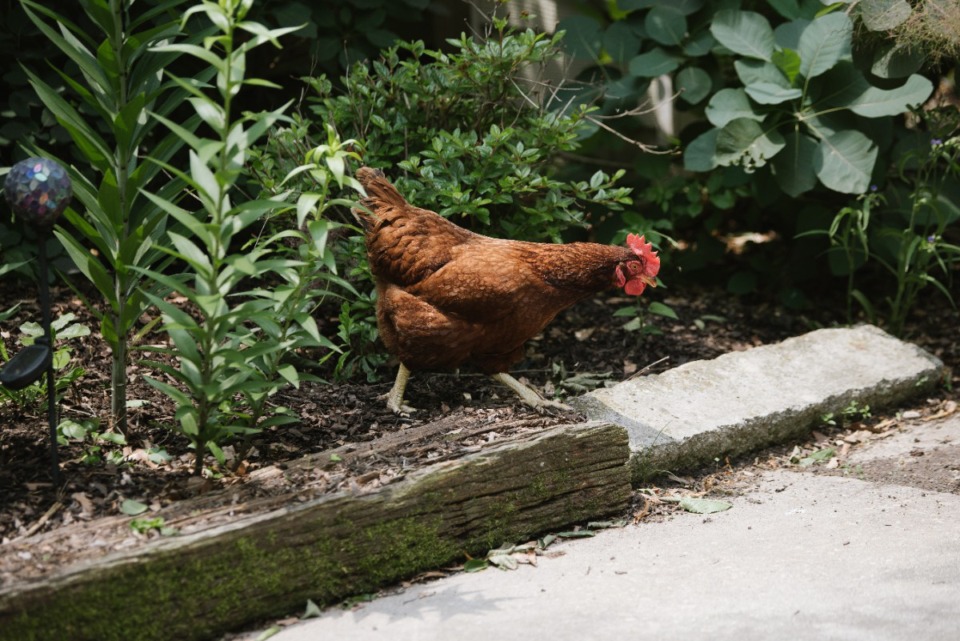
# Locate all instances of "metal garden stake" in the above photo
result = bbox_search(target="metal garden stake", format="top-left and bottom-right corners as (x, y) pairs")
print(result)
(2, 157), (72, 484)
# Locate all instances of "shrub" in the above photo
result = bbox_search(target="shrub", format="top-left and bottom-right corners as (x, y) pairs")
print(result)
(303, 17), (636, 243)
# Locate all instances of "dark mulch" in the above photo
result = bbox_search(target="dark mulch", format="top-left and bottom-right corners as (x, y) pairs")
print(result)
(1, 274), (957, 586)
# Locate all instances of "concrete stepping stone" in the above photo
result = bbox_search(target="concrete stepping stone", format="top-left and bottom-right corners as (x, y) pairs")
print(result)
(572, 325), (946, 481)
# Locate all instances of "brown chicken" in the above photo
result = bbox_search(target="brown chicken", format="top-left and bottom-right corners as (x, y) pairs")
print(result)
(354, 166), (661, 413)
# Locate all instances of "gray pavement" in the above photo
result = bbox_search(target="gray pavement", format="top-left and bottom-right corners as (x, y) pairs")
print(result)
(245, 415), (960, 641)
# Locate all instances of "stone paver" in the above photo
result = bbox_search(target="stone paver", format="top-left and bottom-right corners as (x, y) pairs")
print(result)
(573, 325), (945, 476)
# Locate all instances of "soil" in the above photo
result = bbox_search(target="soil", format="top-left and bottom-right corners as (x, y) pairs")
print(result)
(1, 277), (958, 589)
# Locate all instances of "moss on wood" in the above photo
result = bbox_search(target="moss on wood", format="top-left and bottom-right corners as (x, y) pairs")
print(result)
(0, 422), (629, 641)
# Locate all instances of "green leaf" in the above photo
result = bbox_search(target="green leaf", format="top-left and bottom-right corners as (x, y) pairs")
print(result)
(735, 59), (791, 89)
(683, 128), (719, 172)
(710, 10), (775, 61)
(189, 149), (221, 205)
(679, 497), (733, 514)
(798, 447), (836, 466)
(557, 15), (603, 60)
(676, 67), (711, 105)
(21, 1), (112, 97)
(745, 83), (802, 104)
(167, 231), (213, 276)
(798, 12), (852, 79)
(772, 130), (819, 197)
(121, 499), (149, 516)
(648, 301), (679, 319)
(463, 558), (489, 573)
(151, 42), (225, 71)
(871, 43), (925, 79)
(682, 30), (715, 57)
(24, 69), (112, 167)
(705, 88), (764, 128)
(814, 130), (878, 194)
(602, 21), (643, 63)
(773, 19), (809, 51)
(845, 74), (934, 118)
(771, 48), (801, 84)
(645, 6), (687, 46)
(628, 47), (681, 77)
(715, 119), (786, 170)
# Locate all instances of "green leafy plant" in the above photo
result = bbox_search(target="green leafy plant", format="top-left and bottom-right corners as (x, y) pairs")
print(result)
(803, 190), (884, 323)
(880, 132), (960, 334)
(304, 16), (636, 242)
(0, 312), (88, 409)
(614, 299), (678, 335)
(248, 121), (379, 386)
(58, 417), (126, 465)
(19, 0), (212, 433)
(684, 7), (934, 195)
(136, 0), (309, 475)
(130, 515), (177, 535)
(809, 118), (960, 333)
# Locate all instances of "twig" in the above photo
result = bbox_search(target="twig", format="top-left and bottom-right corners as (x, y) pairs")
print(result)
(627, 355), (670, 380)
(18, 501), (64, 540)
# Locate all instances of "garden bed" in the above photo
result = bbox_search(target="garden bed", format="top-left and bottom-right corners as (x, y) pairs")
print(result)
(1, 281), (958, 640)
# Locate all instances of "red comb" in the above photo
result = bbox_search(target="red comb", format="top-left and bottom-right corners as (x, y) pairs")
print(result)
(626, 234), (661, 276)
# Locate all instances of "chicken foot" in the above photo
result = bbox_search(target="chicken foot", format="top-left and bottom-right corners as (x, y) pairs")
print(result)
(382, 365), (571, 415)
(491, 372), (573, 413)
(382, 362), (417, 414)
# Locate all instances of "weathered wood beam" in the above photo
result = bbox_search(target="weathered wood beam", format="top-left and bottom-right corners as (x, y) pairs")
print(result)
(0, 422), (629, 641)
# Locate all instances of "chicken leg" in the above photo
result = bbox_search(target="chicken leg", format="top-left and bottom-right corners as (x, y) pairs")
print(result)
(383, 362), (416, 414)
(491, 372), (572, 413)
(383, 365), (571, 414)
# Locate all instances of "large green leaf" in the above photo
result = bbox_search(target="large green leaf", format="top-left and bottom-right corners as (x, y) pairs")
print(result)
(23, 68), (112, 168)
(772, 130), (818, 196)
(715, 118), (786, 169)
(645, 6), (687, 46)
(705, 88), (765, 128)
(846, 74), (934, 118)
(710, 10), (775, 61)
(683, 129), (719, 172)
(814, 130), (877, 194)
(20, 1), (112, 99)
(557, 15), (603, 60)
(628, 47), (681, 77)
(745, 83), (802, 104)
(602, 22), (642, 63)
(773, 19), (809, 51)
(676, 67), (712, 104)
(734, 60), (792, 88)
(871, 43), (925, 79)
(682, 30), (715, 57)
(798, 12), (852, 79)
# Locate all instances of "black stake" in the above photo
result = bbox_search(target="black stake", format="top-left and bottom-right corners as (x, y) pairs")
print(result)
(37, 235), (61, 484)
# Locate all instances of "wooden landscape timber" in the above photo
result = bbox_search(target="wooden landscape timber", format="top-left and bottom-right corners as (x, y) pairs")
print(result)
(0, 421), (631, 641)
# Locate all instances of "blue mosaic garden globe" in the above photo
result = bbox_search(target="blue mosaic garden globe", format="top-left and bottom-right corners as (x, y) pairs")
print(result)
(4, 157), (72, 227)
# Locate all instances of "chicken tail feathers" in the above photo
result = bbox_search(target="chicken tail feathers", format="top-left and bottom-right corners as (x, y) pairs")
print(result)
(354, 167), (410, 229)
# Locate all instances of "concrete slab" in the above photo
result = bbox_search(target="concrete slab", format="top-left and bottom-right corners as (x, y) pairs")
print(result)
(573, 325), (945, 478)
(251, 446), (960, 641)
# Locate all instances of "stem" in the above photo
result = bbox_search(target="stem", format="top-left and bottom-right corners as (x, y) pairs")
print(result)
(193, 9), (238, 475)
(110, 0), (131, 433)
